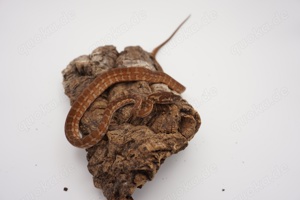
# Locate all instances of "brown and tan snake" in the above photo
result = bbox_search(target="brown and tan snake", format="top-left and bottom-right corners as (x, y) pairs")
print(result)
(65, 16), (190, 148)
(65, 67), (186, 148)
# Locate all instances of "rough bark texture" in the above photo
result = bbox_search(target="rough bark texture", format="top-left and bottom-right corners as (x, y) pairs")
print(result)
(62, 45), (201, 200)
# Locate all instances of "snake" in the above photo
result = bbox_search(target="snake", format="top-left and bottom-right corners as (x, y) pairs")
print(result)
(65, 67), (186, 148)
(65, 16), (190, 148)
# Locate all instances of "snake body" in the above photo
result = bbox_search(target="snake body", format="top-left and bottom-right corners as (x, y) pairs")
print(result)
(65, 67), (185, 148)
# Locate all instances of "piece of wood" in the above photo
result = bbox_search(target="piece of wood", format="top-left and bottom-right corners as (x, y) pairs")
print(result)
(62, 16), (201, 200)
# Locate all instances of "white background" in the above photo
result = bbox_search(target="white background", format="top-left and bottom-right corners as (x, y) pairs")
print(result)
(1, 0), (300, 200)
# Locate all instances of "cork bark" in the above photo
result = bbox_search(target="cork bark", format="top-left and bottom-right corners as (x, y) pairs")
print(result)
(62, 45), (201, 200)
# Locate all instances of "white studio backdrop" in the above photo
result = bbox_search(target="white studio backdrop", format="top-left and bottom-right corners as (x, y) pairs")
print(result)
(1, 0), (300, 200)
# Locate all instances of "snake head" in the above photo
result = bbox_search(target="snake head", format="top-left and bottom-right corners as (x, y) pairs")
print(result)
(148, 92), (181, 104)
